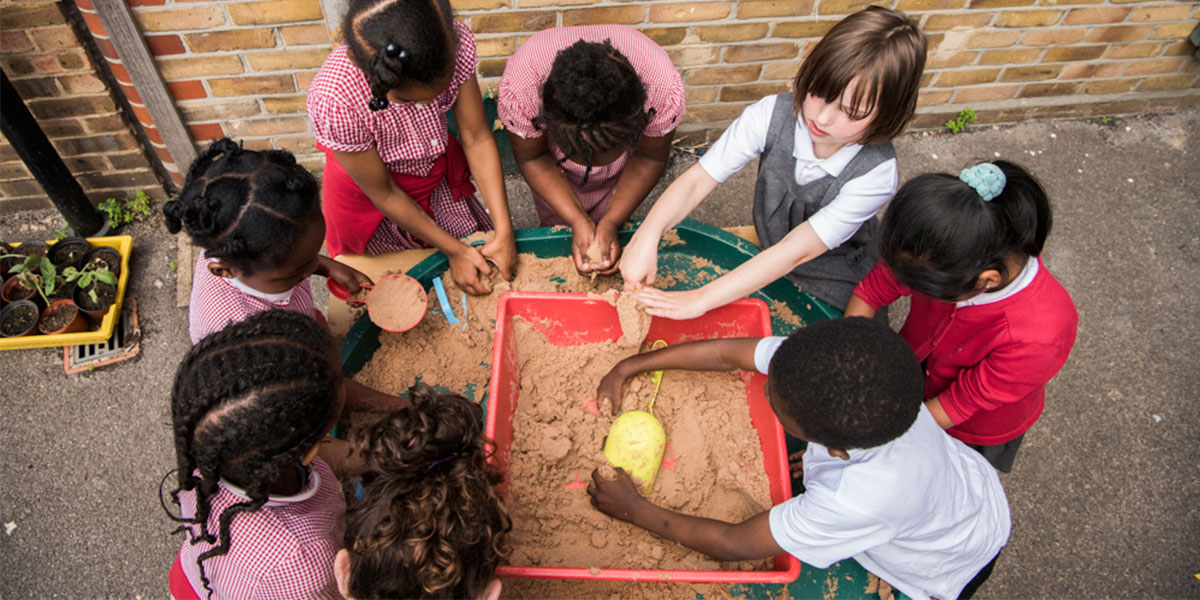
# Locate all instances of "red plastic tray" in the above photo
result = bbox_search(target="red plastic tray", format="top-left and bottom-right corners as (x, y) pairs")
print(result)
(486, 292), (801, 584)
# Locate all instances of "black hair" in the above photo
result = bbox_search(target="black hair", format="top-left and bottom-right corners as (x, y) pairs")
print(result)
(159, 310), (341, 599)
(879, 160), (1052, 302)
(163, 138), (320, 276)
(342, 0), (458, 111)
(531, 39), (655, 186)
(343, 384), (510, 599)
(768, 317), (923, 449)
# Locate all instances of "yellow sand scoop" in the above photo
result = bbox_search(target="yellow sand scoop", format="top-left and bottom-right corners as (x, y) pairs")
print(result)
(603, 340), (668, 491)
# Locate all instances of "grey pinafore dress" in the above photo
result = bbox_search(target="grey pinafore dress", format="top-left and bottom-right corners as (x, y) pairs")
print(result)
(752, 92), (894, 311)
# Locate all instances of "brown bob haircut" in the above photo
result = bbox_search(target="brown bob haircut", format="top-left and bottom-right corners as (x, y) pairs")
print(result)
(792, 5), (927, 145)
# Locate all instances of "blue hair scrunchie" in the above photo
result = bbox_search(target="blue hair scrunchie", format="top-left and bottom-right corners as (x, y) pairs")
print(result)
(959, 163), (1006, 202)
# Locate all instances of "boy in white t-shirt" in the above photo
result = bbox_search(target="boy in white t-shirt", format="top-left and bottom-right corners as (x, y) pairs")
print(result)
(589, 317), (1011, 600)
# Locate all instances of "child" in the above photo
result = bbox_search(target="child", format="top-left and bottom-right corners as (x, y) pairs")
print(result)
(845, 161), (1078, 472)
(162, 311), (347, 600)
(590, 318), (1011, 600)
(164, 138), (372, 346)
(334, 384), (510, 600)
(498, 26), (685, 274)
(620, 6), (926, 318)
(306, 0), (516, 295)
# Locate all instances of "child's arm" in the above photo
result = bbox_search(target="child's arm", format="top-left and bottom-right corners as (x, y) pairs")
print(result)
(620, 163), (721, 288)
(593, 132), (675, 274)
(452, 75), (517, 281)
(588, 467), (785, 562)
(315, 256), (373, 294)
(342, 378), (412, 413)
(924, 396), (955, 429)
(635, 222), (829, 320)
(331, 148), (495, 295)
(507, 132), (598, 273)
(598, 337), (760, 414)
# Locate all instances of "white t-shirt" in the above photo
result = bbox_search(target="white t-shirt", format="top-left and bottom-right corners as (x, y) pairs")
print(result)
(698, 95), (898, 251)
(755, 337), (1011, 600)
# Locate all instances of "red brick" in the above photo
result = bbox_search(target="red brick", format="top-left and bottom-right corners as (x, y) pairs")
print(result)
(1123, 58), (1188, 76)
(280, 24), (330, 46)
(130, 102), (155, 127)
(135, 6), (226, 32)
(1084, 24), (1152, 43)
(0, 3), (65, 28)
(158, 55), (243, 79)
(296, 70), (318, 90)
(108, 61), (132, 86)
(639, 27), (687, 47)
(271, 135), (317, 155)
(11, 76), (60, 99)
(142, 124), (164, 145)
(28, 95), (115, 119)
(1061, 61), (1123, 79)
(0, 31), (34, 53)
(167, 79), (207, 101)
(916, 89), (953, 106)
(724, 42), (798, 63)
(737, 0), (815, 18)
(29, 25), (77, 51)
(59, 73), (107, 94)
(1137, 74), (1197, 91)
(1001, 65), (1061, 81)
(246, 48), (330, 72)
(762, 62), (799, 80)
(562, 5), (646, 26)
(81, 10), (107, 37)
(934, 68), (1002, 86)
(1063, 7), (1131, 25)
(952, 84), (1020, 103)
(206, 74), (295, 96)
(226, 0), (323, 26)
(649, 2), (733, 22)
(223, 116), (309, 137)
(178, 100), (262, 122)
(1104, 43), (1164, 59)
(185, 29), (275, 53)
(188, 122), (225, 142)
(146, 34), (185, 56)
(81, 114), (131, 134)
(0, 56), (37, 77)
(1018, 81), (1078, 97)
(95, 37), (119, 61)
(261, 95), (307, 113)
(129, 0), (167, 6)
(34, 117), (86, 137)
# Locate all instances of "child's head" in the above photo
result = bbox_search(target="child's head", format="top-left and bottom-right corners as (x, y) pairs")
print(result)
(163, 138), (323, 293)
(880, 160), (1052, 302)
(792, 6), (926, 146)
(336, 384), (510, 600)
(342, 0), (458, 110)
(767, 317), (923, 451)
(162, 310), (343, 598)
(532, 39), (653, 186)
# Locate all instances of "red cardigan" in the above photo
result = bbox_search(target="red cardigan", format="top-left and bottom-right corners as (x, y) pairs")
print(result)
(853, 258), (1078, 445)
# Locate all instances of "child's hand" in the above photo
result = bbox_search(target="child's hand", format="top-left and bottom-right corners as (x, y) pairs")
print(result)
(570, 222), (598, 274)
(597, 363), (629, 415)
(321, 257), (373, 295)
(788, 450), (806, 479)
(634, 288), (709, 320)
(619, 233), (659, 291)
(593, 219), (623, 275)
(480, 233), (516, 281)
(448, 245), (493, 295)
(587, 467), (645, 523)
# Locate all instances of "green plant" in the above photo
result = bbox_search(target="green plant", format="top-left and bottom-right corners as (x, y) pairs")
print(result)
(1098, 116), (1112, 125)
(945, 107), (977, 134)
(99, 190), (153, 230)
(63, 261), (118, 303)
(4, 254), (56, 305)
(167, 257), (179, 272)
(50, 224), (69, 241)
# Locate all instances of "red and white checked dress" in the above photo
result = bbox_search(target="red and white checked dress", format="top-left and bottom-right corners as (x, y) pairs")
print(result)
(188, 253), (318, 345)
(498, 25), (685, 226)
(175, 458), (345, 600)
(307, 19), (491, 256)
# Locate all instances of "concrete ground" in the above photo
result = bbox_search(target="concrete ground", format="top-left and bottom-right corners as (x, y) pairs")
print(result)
(0, 110), (1197, 598)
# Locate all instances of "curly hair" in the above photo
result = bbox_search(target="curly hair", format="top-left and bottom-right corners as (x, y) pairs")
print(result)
(163, 138), (320, 276)
(879, 160), (1053, 302)
(342, 0), (458, 111)
(342, 384), (511, 599)
(768, 317), (923, 450)
(531, 39), (654, 186)
(159, 310), (341, 599)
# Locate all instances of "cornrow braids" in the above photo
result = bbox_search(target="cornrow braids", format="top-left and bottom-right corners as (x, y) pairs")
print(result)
(163, 138), (320, 276)
(343, 384), (511, 599)
(342, 0), (459, 111)
(533, 39), (654, 186)
(160, 310), (341, 600)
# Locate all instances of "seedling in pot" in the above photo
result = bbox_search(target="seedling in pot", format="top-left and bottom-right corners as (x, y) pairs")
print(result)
(64, 262), (118, 304)
(3, 254), (57, 306)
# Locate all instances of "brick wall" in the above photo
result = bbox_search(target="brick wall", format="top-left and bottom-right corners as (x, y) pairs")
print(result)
(2, 0), (1198, 210)
(0, 0), (163, 213)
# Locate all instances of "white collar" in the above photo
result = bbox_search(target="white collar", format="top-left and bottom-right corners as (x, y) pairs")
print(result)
(957, 256), (1039, 308)
(225, 276), (295, 305)
(792, 118), (863, 177)
(220, 465), (319, 507)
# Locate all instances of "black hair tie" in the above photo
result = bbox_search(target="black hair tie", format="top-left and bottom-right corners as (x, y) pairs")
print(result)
(385, 43), (408, 60)
(368, 96), (388, 111)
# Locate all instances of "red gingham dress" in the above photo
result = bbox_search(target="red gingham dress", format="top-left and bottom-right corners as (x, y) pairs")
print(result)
(187, 253), (319, 345)
(307, 20), (490, 255)
(175, 459), (345, 600)
(498, 25), (685, 226)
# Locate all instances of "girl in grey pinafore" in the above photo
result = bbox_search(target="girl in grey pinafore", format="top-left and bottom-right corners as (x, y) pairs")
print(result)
(753, 92), (895, 312)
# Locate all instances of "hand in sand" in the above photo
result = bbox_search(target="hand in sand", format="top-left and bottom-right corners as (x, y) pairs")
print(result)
(619, 233), (659, 290)
(597, 364), (629, 415)
(570, 222), (598, 275)
(321, 257), (373, 295)
(592, 220), (622, 275)
(634, 287), (709, 320)
(789, 450), (806, 479)
(480, 233), (516, 282)
(448, 245), (494, 295)
(588, 467), (645, 523)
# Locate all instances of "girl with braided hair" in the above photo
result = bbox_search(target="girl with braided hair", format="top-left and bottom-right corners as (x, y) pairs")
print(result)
(498, 27), (684, 274)
(163, 311), (348, 600)
(165, 138), (373, 345)
(306, 0), (516, 295)
(333, 384), (510, 600)
(846, 161), (1078, 472)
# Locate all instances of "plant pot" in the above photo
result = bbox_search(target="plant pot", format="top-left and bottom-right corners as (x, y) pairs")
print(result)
(74, 280), (116, 320)
(46, 276), (74, 302)
(1, 276), (45, 310)
(13, 241), (49, 259)
(82, 245), (122, 277)
(38, 299), (87, 335)
(48, 237), (90, 269)
(1, 300), (40, 337)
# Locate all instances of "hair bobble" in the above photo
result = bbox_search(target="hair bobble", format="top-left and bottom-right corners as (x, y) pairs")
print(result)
(384, 43), (408, 60)
(368, 96), (388, 111)
(959, 162), (1006, 202)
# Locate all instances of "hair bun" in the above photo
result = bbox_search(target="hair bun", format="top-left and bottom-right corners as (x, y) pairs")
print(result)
(959, 163), (1006, 201)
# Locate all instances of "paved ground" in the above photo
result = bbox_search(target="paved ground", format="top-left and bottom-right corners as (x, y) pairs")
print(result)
(0, 110), (1197, 598)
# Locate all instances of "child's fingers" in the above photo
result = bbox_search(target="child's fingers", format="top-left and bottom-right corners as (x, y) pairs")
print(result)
(788, 450), (806, 461)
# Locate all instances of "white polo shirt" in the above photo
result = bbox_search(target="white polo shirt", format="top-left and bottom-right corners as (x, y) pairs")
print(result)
(755, 337), (1011, 600)
(698, 95), (898, 252)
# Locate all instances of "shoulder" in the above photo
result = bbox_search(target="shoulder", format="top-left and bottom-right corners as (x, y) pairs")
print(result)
(452, 19), (477, 72)
(310, 45), (369, 105)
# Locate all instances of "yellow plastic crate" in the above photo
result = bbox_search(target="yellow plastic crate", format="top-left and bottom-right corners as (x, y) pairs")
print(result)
(0, 235), (133, 351)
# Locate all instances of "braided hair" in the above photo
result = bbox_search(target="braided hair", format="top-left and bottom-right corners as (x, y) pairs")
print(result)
(159, 310), (341, 599)
(342, 384), (510, 599)
(531, 40), (655, 186)
(163, 138), (320, 276)
(342, 0), (459, 111)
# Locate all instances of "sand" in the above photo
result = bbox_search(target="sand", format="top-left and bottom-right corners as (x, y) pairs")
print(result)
(366, 275), (426, 332)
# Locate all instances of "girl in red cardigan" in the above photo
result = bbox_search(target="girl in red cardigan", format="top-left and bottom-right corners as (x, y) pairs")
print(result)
(846, 161), (1077, 472)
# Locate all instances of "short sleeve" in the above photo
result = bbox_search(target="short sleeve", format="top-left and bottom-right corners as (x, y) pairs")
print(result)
(754, 336), (787, 375)
(642, 54), (685, 138)
(852, 261), (910, 311)
(497, 57), (543, 140)
(307, 94), (374, 153)
(450, 20), (477, 92)
(805, 158), (898, 250)
(698, 95), (775, 184)
(768, 491), (894, 569)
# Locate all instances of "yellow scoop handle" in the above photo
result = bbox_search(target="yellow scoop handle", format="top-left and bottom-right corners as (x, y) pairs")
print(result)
(647, 340), (668, 412)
